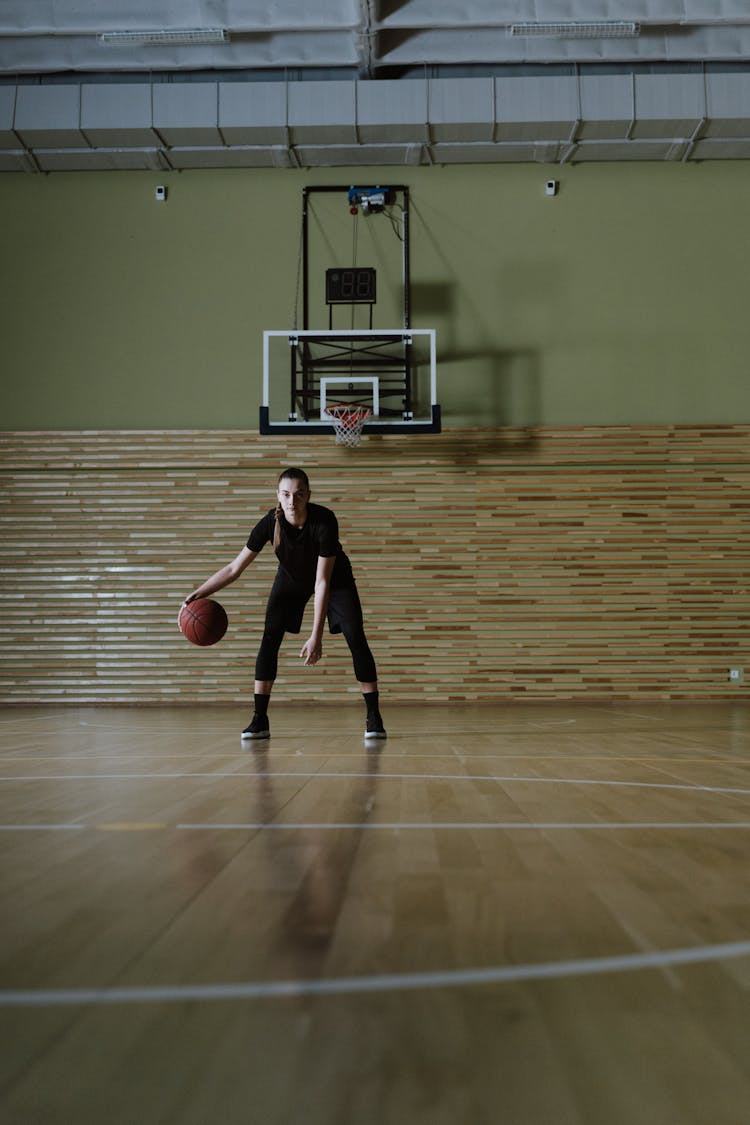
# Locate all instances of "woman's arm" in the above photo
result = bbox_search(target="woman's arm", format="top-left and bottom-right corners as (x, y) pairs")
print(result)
(300, 555), (335, 666)
(179, 546), (258, 621)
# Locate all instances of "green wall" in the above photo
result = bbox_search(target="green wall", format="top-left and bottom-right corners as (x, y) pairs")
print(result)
(2, 160), (749, 429)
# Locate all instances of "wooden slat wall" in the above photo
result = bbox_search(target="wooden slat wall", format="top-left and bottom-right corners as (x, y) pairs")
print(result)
(1, 427), (748, 704)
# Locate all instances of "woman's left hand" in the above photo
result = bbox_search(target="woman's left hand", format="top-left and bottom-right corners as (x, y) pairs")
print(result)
(300, 637), (323, 666)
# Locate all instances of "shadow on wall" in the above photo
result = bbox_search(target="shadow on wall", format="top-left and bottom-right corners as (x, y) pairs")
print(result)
(412, 280), (541, 442)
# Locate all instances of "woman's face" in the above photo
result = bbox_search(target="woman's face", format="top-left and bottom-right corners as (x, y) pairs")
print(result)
(277, 476), (310, 524)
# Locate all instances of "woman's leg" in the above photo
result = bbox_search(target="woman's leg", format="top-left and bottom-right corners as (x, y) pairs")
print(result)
(341, 621), (377, 685)
(255, 623), (285, 685)
(327, 584), (385, 738)
(242, 625), (285, 740)
(340, 620), (386, 739)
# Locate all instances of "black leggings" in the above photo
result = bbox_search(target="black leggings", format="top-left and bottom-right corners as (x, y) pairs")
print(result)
(255, 621), (377, 683)
(255, 572), (378, 684)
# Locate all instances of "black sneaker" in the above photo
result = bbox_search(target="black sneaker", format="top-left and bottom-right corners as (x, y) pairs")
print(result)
(365, 714), (387, 740)
(241, 713), (270, 741)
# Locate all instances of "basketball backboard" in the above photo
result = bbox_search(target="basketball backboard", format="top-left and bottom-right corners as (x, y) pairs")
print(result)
(260, 329), (440, 434)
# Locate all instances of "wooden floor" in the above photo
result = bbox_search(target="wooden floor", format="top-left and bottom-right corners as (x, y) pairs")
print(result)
(1, 702), (749, 1124)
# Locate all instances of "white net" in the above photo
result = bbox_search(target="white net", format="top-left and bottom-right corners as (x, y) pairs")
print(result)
(324, 404), (372, 447)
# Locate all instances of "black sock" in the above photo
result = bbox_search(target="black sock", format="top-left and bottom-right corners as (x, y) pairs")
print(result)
(363, 690), (380, 717)
(254, 693), (270, 718)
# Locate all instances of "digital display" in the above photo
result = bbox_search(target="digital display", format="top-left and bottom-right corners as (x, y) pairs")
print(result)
(326, 267), (377, 305)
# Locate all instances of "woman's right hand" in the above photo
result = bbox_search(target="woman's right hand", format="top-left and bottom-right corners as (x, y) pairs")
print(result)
(177, 594), (196, 629)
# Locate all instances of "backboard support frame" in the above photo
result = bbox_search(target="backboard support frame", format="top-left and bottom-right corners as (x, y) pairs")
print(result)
(258, 184), (440, 436)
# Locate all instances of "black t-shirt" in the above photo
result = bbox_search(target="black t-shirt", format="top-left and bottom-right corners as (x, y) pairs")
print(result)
(246, 503), (353, 589)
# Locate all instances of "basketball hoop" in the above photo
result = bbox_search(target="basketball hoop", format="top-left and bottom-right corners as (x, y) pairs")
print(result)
(324, 404), (372, 447)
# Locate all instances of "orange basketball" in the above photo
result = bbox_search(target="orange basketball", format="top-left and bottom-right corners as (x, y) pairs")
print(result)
(179, 598), (228, 647)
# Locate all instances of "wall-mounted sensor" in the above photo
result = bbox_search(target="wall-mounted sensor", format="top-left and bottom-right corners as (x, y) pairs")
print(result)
(545, 180), (559, 196)
(155, 185), (167, 202)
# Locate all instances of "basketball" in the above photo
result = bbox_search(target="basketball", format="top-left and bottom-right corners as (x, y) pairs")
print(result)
(179, 598), (228, 647)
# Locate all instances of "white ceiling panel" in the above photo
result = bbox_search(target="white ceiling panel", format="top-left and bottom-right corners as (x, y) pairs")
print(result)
(0, 87), (16, 146)
(2, 1), (750, 74)
(704, 72), (750, 137)
(495, 77), (578, 142)
(153, 84), (222, 146)
(287, 81), (357, 144)
(375, 27), (750, 68)
(14, 85), (86, 147)
(428, 79), (495, 143)
(356, 81), (429, 144)
(0, 33), (361, 74)
(631, 74), (706, 139)
(81, 83), (158, 146)
(218, 83), (288, 145)
(577, 75), (634, 140)
(2, 4), (750, 168)
(0, 1), (363, 34)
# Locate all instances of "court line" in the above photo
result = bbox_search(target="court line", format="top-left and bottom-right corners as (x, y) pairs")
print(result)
(1, 771), (748, 797)
(2, 820), (750, 832)
(176, 821), (750, 831)
(0, 769), (254, 778)
(592, 708), (668, 722)
(1, 753), (745, 765)
(0, 824), (86, 831)
(1, 938), (748, 1008)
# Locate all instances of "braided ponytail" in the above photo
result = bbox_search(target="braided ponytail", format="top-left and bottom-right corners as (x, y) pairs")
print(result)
(273, 500), (283, 549)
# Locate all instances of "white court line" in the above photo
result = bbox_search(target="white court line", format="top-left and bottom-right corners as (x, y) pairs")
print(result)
(0, 824), (86, 831)
(593, 708), (668, 722)
(78, 722), (154, 729)
(1, 939), (748, 1008)
(176, 821), (750, 831)
(2, 820), (750, 832)
(0, 771), (748, 795)
(1, 771), (748, 797)
(529, 720), (578, 728)
(0, 772), (253, 781)
(1, 752), (741, 765)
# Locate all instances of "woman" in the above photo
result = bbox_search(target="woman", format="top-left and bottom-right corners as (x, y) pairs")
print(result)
(181, 467), (386, 742)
